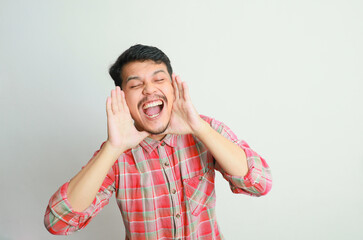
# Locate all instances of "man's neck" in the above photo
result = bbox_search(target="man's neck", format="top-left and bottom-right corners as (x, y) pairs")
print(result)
(149, 134), (167, 141)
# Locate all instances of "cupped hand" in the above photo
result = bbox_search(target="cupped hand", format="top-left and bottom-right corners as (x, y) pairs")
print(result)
(106, 86), (149, 151)
(164, 74), (207, 136)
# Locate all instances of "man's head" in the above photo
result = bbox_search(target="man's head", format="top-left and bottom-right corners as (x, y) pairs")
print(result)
(109, 44), (175, 137)
(109, 44), (173, 88)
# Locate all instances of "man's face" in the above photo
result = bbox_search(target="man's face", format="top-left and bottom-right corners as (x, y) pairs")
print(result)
(121, 60), (174, 137)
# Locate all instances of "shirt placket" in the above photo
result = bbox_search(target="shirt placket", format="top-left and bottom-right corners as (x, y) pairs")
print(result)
(157, 142), (183, 240)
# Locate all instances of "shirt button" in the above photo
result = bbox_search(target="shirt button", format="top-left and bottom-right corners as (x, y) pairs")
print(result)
(199, 176), (203, 181)
(172, 189), (176, 194)
(176, 213), (180, 218)
(161, 142), (166, 146)
(164, 162), (170, 167)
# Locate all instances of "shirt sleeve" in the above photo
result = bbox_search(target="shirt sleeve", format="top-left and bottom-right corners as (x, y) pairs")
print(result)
(201, 115), (272, 197)
(44, 145), (117, 235)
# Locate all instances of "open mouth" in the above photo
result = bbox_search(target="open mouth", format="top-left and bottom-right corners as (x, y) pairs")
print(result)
(142, 99), (164, 119)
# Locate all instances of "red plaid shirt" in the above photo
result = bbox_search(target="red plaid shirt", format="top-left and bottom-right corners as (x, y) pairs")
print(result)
(44, 116), (272, 239)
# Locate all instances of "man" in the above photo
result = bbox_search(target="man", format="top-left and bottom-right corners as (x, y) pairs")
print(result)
(44, 44), (272, 239)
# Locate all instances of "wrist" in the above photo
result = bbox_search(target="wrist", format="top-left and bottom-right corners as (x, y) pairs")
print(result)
(193, 120), (212, 139)
(103, 140), (126, 158)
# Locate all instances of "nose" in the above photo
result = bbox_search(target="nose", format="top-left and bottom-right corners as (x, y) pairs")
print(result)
(142, 82), (157, 95)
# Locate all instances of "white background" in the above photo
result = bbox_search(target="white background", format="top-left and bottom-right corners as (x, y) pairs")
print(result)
(1, 0), (362, 239)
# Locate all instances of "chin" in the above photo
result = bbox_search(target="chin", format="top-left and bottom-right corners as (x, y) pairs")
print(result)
(144, 122), (169, 135)
(134, 118), (169, 135)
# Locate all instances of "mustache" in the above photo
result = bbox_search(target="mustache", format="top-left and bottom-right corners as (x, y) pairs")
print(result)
(137, 94), (168, 109)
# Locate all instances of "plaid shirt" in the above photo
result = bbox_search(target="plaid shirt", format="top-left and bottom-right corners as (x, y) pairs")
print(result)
(45, 115), (272, 239)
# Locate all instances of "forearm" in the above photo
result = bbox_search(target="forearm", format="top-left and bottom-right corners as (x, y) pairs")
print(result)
(67, 141), (124, 212)
(195, 121), (249, 177)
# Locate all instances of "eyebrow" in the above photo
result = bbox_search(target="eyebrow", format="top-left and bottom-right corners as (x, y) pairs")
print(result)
(125, 69), (167, 84)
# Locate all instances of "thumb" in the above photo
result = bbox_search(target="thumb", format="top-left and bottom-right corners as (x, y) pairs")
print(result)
(138, 130), (150, 140)
(161, 122), (173, 135)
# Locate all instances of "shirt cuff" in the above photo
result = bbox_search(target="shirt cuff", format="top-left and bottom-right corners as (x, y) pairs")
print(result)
(224, 144), (272, 196)
(48, 182), (98, 227)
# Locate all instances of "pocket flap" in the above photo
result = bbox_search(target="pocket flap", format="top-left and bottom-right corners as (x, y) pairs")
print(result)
(183, 169), (216, 216)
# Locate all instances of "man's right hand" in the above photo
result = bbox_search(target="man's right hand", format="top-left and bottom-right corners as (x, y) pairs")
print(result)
(106, 86), (149, 153)
(66, 87), (148, 212)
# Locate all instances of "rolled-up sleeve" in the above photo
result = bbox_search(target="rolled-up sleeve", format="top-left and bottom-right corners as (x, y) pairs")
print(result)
(44, 148), (116, 235)
(219, 140), (272, 196)
(202, 115), (272, 197)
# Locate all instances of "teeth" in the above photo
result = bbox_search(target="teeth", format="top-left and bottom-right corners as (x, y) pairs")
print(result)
(147, 113), (160, 118)
(143, 100), (162, 109)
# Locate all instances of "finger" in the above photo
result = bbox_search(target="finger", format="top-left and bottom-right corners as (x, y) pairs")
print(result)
(116, 86), (122, 111)
(120, 90), (130, 113)
(182, 82), (191, 101)
(172, 74), (179, 100)
(111, 89), (119, 114)
(176, 76), (184, 99)
(106, 97), (112, 116)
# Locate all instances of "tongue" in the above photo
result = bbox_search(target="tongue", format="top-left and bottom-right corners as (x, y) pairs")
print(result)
(144, 105), (161, 116)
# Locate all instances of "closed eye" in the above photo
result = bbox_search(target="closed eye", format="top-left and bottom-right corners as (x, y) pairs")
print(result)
(130, 84), (142, 89)
(155, 79), (164, 82)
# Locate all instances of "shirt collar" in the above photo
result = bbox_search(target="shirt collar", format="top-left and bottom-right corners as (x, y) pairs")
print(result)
(138, 134), (178, 153)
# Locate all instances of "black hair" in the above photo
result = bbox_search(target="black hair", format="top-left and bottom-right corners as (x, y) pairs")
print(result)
(109, 44), (173, 88)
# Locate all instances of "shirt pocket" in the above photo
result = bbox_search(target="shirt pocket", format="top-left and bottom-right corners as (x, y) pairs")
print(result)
(183, 168), (216, 216)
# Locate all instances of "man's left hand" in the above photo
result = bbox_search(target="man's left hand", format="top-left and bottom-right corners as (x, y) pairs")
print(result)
(164, 74), (207, 137)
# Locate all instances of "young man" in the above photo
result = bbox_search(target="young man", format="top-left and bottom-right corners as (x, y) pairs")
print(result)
(44, 44), (272, 239)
